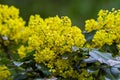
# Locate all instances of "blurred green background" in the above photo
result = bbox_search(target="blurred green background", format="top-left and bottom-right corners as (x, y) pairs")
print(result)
(0, 0), (120, 30)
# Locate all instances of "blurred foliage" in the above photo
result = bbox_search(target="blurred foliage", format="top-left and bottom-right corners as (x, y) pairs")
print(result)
(1, 0), (120, 30)
(0, 2), (120, 80)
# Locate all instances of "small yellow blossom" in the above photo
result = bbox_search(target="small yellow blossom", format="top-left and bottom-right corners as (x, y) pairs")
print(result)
(85, 19), (100, 32)
(0, 65), (11, 80)
(98, 9), (108, 17)
(34, 48), (56, 63)
(28, 35), (43, 49)
(17, 45), (26, 58)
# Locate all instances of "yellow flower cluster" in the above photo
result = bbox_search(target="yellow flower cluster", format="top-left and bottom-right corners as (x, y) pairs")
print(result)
(93, 30), (116, 47)
(21, 15), (85, 57)
(0, 65), (11, 80)
(85, 9), (120, 48)
(34, 47), (56, 64)
(32, 16), (83, 55)
(0, 4), (88, 79)
(18, 15), (86, 78)
(0, 4), (25, 43)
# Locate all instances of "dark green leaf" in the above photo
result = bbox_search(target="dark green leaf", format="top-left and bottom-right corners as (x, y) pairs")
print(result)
(84, 30), (96, 42)
(13, 61), (24, 67)
(13, 73), (27, 80)
(83, 57), (97, 63)
(103, 67), (120, 80)
(111, 67), (120, 77)
(103, 68), (116, 80)
(89, 50), (114, 64)
(39, 64), (51, 77)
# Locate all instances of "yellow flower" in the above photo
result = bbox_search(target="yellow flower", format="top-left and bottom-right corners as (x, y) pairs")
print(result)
(25, 15), (85, 54)
(92, 30), (106, 47)
(85, 19), (100, 32)
(18, 45), (26, 58)
(34, 48), (56, 63)
(0, 65), (11, 80)
(0, 4), (25, 43)
(92, 30), (116, 47)
(19, 15), (86, 78)
(85, 9), (120, 48)
(98, 9), (108, 17)
(28, 34), (43, 49)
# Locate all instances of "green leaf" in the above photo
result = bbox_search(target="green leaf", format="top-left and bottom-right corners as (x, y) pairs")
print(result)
(103, 68), (116, 80)
(89, 50), (114, 65)
(102, 44), (118, 55)
(103, 67), (120, 80)
(87, 50), (120, 80)
(84, 30), (96, 42)
(83, 57), (97, 63)
(13, 73), (27, 80)
(13, 61), (24, 67)
(39, 64), (51, 76)
(85, 50), (120, 67)
(106, 59), (120, 67)
(111, 67), (120, 77)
